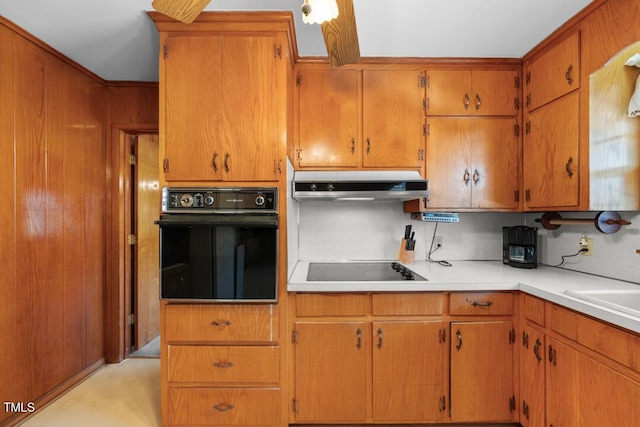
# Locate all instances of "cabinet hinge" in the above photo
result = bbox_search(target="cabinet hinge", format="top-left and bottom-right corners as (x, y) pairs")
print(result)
(292, 329), (299, 344)
(274, 44), (282, 59)
(296, 72), (302, 86)
(425, 75), (430, 87)
(509, 395), (517, 413)
(525, 121), (531, 135)
(525, 71), (531, 85)
(163, 158), (170, 173)
(526, 93), (531, 108)
(525, 189), (531, 202)
(424, 97), (430, 110)
(128, 313), (136, 325)
(514, 97), (520, 111)
(514, 124), (520, 137)
(128, 234), (137, 245)
(296, 148), (303, 162)
(514, 190), (520, 203)
(515, 75), (521, 89)
(128, 154), (136, 166)
(418, 148), (425, 162)
(439, 328), (446, 343)
(423, 123), (430, 136)
(419, 73), (427, 88)
(163, 44), (169, 59)
(509, 328), (516, 345)
(439, 395), (447, 412)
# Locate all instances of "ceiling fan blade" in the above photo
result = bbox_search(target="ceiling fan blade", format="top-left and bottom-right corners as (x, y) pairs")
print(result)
(151, 0), (212, 23)
(321, 0), (360, 67)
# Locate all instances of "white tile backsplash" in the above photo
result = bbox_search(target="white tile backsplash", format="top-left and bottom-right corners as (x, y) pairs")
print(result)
(289, 198), (640, 284)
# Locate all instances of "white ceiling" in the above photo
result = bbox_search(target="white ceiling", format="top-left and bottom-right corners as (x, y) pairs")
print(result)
(0, 0), (594, 82)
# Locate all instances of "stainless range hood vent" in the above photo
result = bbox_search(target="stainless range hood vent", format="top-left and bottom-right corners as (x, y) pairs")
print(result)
(292, 171), (429, 201)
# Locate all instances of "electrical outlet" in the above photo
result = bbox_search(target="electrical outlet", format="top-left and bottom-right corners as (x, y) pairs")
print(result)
(434, 236), (443, 249)
(579, 236), (594, 256)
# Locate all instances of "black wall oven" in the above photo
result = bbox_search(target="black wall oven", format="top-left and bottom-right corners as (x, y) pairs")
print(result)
(157, 187), (278, 302)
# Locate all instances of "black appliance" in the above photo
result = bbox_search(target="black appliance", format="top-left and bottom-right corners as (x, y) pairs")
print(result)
(306, 262), (427, 281)
(157, 187), (278, 302)
(503, 226), (537, 269)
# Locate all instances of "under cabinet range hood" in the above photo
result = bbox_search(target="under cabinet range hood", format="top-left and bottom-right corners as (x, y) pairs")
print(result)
(292, 171), (429, 201)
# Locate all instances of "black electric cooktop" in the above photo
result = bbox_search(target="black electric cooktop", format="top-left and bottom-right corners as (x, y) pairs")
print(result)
(307, 262), (427, 282)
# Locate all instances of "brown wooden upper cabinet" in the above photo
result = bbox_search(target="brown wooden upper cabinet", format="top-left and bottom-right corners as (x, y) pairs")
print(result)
(160, 32), (286, 182)
(426, 69), (520, 116)
(295, 68), (425, 170)
(524, 31), (580, 112)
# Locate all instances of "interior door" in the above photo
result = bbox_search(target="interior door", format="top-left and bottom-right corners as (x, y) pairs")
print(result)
(134, 134), (160, 350)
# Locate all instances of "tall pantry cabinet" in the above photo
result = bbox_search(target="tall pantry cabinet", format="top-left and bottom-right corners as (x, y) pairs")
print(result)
(149, 12), (294, 427)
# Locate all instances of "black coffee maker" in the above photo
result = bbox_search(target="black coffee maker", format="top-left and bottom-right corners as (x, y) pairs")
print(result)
(502, 226), (537, 268)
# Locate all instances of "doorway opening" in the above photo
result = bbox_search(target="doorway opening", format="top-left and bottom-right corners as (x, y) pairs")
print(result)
(123, 132), (160, 357)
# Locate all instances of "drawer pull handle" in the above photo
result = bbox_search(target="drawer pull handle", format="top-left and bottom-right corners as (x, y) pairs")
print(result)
(213, 403), (234, 412)
(210, 320), (233, 327)
(455, 329), (463, 351)
(468, 299), (493, 307)
(213, 361), (235, 369)
(377, 328), (383, 349)
(356, 328), (362, 349)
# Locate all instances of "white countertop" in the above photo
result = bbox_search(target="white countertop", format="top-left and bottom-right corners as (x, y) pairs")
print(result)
(288, 260), (640, 334)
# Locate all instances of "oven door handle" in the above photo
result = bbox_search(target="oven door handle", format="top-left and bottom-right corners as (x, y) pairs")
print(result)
(156, 214), (278, 228)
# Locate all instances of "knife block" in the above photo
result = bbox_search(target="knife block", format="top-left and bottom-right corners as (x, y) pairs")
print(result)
(398, 239), (415, 265)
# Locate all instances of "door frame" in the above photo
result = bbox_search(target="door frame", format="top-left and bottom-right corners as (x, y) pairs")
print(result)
(105, 124), (157, 363)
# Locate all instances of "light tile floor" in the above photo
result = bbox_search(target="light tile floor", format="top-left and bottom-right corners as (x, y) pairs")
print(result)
(19, 358), (161, 427)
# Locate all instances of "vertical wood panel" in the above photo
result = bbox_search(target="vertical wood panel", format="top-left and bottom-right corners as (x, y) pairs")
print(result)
(0, 24), (17, 423)
(62, 65), (88, 377)
(14, 35), (49, 403)
(44, 53), (66, 391)
(85, 80), (107, 364)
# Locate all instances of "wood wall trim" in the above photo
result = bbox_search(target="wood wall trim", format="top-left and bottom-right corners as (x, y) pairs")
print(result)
(0, 16), (106, 84)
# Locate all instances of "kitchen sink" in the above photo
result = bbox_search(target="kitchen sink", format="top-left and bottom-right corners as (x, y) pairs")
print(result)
(564, 289), (640, 317)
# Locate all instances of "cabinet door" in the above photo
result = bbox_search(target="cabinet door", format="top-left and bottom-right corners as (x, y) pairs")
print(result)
(362, 70), (424, 168)
(372, 321), (446, 422)
(220, 35), (281, 181)
(471, 117), (520, 209)
(472, 70), (519, 116)
(520, 325), (545, 427)
(526, 31), (580, 111)
(546, 337), (578, 427)
(426, 69), (518, 116)
(163, 35), (222, 181)
(297, 69), (359, 167)
(426, 70), (473, 116)
(293, 321), (367, 423)
(425, 117), (472, 208)
(450, 321), (515, 423)
(523, 92), (579, 209)
(576, 351), (640, 427)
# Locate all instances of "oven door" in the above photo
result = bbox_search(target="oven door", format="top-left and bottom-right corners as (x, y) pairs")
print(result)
(157, 214), (278, 302)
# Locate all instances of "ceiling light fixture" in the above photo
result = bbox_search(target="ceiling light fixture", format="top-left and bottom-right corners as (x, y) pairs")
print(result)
(301, 0), (339, 25)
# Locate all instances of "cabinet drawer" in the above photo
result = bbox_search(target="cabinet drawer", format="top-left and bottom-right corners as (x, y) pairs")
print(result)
(167, 387), (280, 426)
(449, 292), (514, 315)
(168, 345), (279, 384)
(165, 304), (278, 343)
(522, 293), (545, 326)
(296, 293), (369, 317)
(372, 293), (444, 315)
(550, 304), (640, 375)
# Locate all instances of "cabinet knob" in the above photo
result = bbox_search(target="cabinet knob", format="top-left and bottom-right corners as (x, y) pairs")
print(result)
(475, 93), (482, 110)
(463, 93), (471, 110)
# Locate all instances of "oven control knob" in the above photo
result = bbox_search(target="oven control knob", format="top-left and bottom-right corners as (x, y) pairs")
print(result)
(179, 193), (194, 208)
(204, 195), (215, 206)
(327, 183), (335, 191)
(255, 195), (266, 206)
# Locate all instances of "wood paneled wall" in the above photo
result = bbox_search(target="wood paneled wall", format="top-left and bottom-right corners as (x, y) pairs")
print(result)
(0, 18), (115, 426)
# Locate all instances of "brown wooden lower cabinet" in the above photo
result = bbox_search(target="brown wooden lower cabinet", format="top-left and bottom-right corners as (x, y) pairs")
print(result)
(450, 321), (516, 423)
